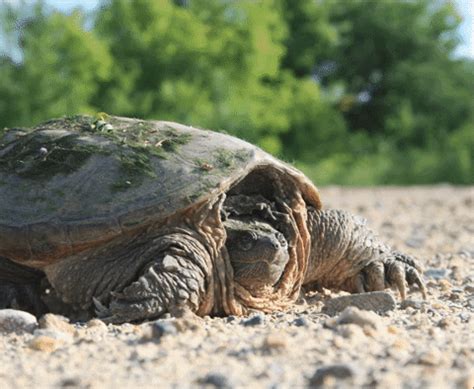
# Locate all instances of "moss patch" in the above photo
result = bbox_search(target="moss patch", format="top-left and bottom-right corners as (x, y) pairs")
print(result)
(111, 150), (158, 192)
(0, 131), (104, 179)
(212, 148), (251, 171)
(1, 115), (195, 191)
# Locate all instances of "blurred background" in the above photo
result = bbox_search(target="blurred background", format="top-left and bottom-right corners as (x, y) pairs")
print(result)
(0, 0), (472, 185)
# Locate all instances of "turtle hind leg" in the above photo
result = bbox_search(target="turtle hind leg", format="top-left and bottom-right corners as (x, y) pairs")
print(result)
(0, 256), (48, 317)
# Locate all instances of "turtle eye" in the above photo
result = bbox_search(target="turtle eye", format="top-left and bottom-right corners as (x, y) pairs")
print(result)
(238, 232), (255, 251)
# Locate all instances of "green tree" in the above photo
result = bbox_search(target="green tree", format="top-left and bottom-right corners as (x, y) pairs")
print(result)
(0, 2), (112, 127)
(93, 0), (293, 153)
(0, 0), (472, 184)
(317, 0), (473, 143)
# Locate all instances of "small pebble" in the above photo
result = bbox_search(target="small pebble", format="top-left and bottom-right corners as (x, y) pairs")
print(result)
(449, 292), (462, 301)
(29, 330), (72, 352)
(292, 317), (309, 327)
(197, 372), (233, 389)
(151, 320), (178, 339)
(29, 336), (61, 352)
(309, 364), (356, 387)
(326, 307), (382, 329)
(463, 284), (474, 294)
(39, 314), (75, 335)
(400, 299), (425, 310)
(438, 279), (452, 291)
(416, 349), (442, 366)
(323, 291), (395, 315)
(241, 314), (265, 327)
(459, 312), (470, 322)
(437, 317), (453, 328)
(0, 309), (37, 333)
(425, 268), (450, 280)
(337, 323), (365, 339)
(59, 377), (91, 388)
(78, 318), (108, 338)
(86, 318), (108, 330)
(262, 333), (288, 352)
(405, 238), (424, 248)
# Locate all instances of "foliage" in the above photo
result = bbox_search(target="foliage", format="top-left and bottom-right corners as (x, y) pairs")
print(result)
(0, 0), (472, 184)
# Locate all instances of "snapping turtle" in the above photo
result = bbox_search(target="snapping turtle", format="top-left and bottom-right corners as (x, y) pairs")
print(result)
(0, 115), (426, 322)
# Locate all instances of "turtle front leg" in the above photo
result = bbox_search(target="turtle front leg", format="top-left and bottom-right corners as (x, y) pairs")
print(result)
(95, 254), (207, 323)
(304, 209), (427, 299)
(93, 235), (210, 324)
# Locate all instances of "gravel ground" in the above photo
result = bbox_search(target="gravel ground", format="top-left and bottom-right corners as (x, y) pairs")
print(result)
(0, 186), (473, 389)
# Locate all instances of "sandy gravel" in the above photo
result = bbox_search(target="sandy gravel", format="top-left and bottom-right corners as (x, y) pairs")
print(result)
(0, 186), (473, 388)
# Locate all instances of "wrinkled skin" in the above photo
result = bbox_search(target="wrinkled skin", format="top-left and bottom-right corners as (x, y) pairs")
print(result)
(224, 218), (290, 290)
(0, 204), (426, 323)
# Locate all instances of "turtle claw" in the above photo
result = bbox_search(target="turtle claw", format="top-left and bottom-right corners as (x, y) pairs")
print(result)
(380, 252), (427, 300)
(92, 297), (140, 323)
(93, 297), (111, 318)
(348, 252), (427, 300)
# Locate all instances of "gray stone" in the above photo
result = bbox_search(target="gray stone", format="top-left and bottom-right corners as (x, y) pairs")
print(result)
(151, 320), (178, 338)
(309, 364), (356, 387)
(400, 299), (426, 310)
(405, 237), (424, 248)
(0, 309), (38, 333)
(465, 284), (474, 294)
(459, 312), (470, 322)
(322, 291), (396, 315)
(424, 268), (450, 280)
(292, 317), (310, 327)
(241, 314), (265, 326)
(197, 372), (233, 389)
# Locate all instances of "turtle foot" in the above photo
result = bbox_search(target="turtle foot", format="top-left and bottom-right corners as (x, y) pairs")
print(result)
(343, 252), (427, 300)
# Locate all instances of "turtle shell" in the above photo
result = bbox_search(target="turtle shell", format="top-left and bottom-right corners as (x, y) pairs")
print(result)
(0, 115), (320, 267)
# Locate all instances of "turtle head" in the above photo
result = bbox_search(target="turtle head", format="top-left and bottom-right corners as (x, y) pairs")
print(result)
(224, 218), (289, 289)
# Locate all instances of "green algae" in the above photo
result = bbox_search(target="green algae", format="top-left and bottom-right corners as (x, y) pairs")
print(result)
(212, 148), (251, 171)
(0, 131), (105, 179)
(111, 150), (157, 192)
(0, 115), (195, 191)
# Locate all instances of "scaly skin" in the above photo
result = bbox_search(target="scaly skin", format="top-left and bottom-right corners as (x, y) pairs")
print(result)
(0, 208), (426, 323)
(219, 208), (426, 301)
(304, 208), (426, 299)
(224, 218), (289, 289)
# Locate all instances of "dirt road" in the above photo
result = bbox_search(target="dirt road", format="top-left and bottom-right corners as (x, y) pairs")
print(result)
(0, 186), (473, 388)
